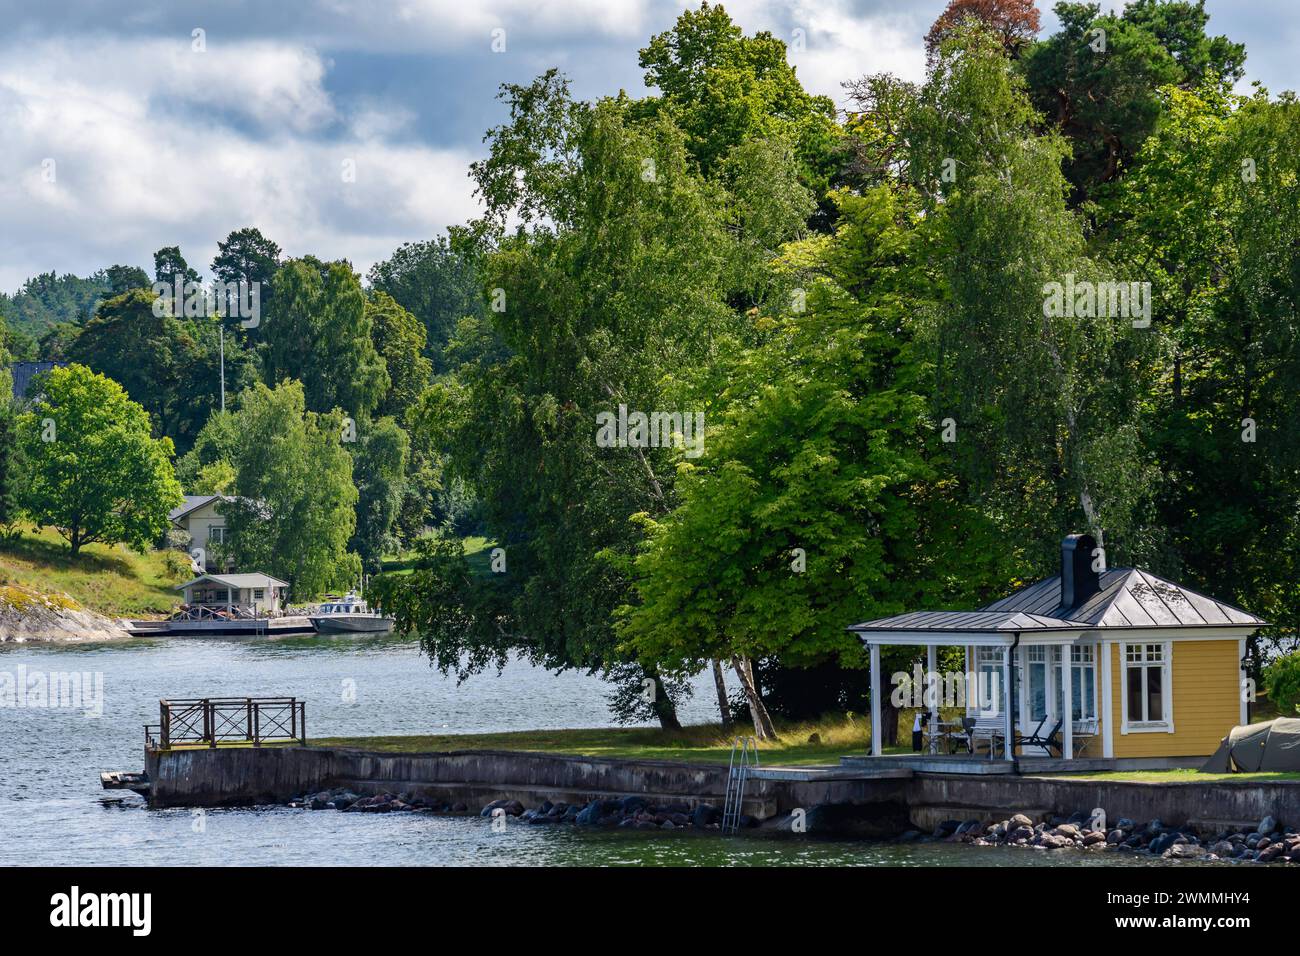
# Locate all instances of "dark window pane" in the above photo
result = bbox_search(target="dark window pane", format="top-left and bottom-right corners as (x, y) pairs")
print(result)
(1127, 668), (1143, 720)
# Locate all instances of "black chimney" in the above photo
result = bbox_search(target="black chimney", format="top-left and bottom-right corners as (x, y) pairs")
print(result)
(1060, 533), (1100, 611)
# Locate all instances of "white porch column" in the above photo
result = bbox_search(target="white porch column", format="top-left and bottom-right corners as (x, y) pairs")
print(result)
(1061, 647), (1073, 760)
(963, 645), (970, 710)
(1003, 645), (1014, 761)
(870, 643), (882, 757)
(1100, 640), (1114, 758)
(926, 643), (939, 754)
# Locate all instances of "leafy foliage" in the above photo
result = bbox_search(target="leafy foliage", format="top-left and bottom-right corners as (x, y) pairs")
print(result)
(17, 365), (182, 557)
(215, 381), (360, 599)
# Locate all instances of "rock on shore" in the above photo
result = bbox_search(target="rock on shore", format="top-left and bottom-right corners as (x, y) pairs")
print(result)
(930, 807), (1299, 865)
(0, 584), (131, 643)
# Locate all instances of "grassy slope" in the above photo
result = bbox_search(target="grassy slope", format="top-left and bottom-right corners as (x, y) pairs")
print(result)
(314, 714), (911, 766)
(0, 524), (187, 617)
(379, 535), (492, 576)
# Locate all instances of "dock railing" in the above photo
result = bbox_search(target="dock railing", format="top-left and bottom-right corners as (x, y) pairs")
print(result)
(144, 697), (306, 751)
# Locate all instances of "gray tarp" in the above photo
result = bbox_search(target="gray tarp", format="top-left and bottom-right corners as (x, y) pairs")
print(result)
(1202, 717), (1300, 772)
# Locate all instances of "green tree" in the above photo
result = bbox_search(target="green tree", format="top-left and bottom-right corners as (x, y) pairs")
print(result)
(367, 235), (483, 372)
(261, 258), (388, 421)
(1106, 85), (1300, 662)
(637, 1), (838, 189)
(383, 71), (810, 728)
(153, 246), (199, 286)
(17, 364), (182, 557)
(911, 23), (1157, 575)
(103, 264), (150, 296)
(620, 188), (1009, 740)
(0, 316), (18, 535)
(211, 227), (281, 323)
(349, 416), (409, 573)
(216, 381), (360, 599)
(1021, 0), (1244, 200)
(65, 288), (254, 454)
(367, 292), (433, 419)
(1264, 652), (1300, 715)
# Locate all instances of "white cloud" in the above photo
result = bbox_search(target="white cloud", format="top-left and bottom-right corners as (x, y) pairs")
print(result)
(685, 0), (932, 107)
(0, 37), (481, 291)
(0, 1), (936, 292)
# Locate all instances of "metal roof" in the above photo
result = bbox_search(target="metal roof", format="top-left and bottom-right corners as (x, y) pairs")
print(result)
(849, 566), (1265, 639)
(169, 494), (222, 522)
(982, 567), (1265, 627)
(176, 573), (290, 591)
(848, 610), (1085, 634)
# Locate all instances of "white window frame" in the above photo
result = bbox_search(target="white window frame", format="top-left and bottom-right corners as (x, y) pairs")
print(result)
(973, 647), (1003, 716)
(1026, 645), (1049, 723)
(208, 525), (226, 544)
(1120, 641), (1174, 734)
(1069, 645), (1098, 721)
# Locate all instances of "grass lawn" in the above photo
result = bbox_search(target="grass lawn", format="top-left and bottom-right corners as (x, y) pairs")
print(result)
(379, 535), (492, 576)
(314, 714), (909, 766)
(0, 524), (188, 617)
(1049, 767), (1300, 784)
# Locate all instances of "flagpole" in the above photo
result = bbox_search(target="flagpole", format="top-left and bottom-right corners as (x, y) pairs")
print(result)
(220, 323), (226, 413)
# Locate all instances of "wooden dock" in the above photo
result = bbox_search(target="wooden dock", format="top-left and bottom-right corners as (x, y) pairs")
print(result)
(126, 616), (315, 637)
(100, 771), (150, 793)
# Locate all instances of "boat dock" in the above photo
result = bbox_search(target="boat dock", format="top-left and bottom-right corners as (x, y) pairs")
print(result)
(126, 616), (316, 637)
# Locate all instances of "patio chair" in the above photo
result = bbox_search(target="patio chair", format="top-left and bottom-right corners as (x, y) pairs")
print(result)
(966, 716), (1007, 758)
(1016, 716), (1063, 757)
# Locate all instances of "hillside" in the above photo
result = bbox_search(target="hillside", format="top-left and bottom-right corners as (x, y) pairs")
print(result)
(0, 524), (188, 618)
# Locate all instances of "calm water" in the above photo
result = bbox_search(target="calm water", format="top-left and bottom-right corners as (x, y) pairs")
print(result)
(0, 634), (1182, 867)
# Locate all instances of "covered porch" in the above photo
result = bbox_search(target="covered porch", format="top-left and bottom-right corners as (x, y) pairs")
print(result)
(851, 611), (1107, 764)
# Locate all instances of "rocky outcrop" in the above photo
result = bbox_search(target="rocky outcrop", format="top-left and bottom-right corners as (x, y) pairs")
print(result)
(0, 585), (130, 642)
(932, 808), (1300, 864)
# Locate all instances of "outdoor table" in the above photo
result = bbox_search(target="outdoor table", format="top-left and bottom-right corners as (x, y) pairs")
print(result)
(928, 720), (964, 754)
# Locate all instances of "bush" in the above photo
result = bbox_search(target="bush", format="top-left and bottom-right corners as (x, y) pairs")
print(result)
(161, 549), (195, 580)
(1263, 652), (1300, 716)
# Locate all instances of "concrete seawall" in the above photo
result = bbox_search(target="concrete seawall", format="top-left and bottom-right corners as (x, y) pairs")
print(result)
(907, 774), (1300, 831)
(146, 746), (1300, 833)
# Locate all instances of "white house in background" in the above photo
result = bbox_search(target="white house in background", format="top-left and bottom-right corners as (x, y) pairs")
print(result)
(169, 494), (234, 571)
(175, 573), (289, 615)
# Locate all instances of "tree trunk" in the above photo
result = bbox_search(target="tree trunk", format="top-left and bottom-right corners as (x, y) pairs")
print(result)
(711, 659), (733, 730)
(731, 655), (777, 741)
(646, 669), (682, 731)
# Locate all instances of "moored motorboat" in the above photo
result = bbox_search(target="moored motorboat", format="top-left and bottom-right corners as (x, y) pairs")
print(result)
(308, 592), (394, 634)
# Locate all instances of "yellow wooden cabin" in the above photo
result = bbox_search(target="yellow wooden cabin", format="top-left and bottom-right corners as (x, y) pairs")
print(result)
(849, 535), (1265, 764)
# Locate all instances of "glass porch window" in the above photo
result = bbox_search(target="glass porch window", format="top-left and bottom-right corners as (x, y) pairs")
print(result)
(1027, 646), (1048, 722)
(1070, 645), (1097, 720)
(975, 647), (1003, 714)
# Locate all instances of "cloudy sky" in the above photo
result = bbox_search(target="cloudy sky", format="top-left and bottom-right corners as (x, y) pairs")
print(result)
(1, 0), (1295, 292)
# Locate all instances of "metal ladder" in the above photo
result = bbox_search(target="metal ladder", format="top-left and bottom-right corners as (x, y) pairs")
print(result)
(721, 736), (759, 835)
